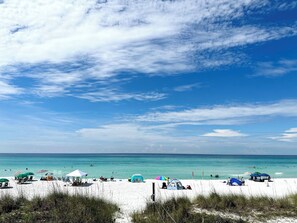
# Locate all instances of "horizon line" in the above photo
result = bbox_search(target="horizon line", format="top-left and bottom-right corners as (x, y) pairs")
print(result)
(0, 152), (296, 156)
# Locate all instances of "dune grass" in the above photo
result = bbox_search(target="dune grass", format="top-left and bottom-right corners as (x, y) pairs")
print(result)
(193, 192), (297, 217)
(0, 191), (118, 223)
(132, 196), (245, 223)
(132, 193), (297, 223)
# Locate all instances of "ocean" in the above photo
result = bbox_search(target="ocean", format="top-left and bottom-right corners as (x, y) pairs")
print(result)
(0, 153), (296, 180)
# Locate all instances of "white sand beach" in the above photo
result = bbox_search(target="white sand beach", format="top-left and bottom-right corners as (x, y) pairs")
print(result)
(1, 178), (297, 222)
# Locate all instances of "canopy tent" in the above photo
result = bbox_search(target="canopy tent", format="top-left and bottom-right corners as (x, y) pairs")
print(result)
(229, 178), (243, 186)
(65, 169), (88, 185)
(66, 169), (88, 177)
(250, 172), (271, 182)
(167, 179), (184, 190)
(131, 174), (144, 183)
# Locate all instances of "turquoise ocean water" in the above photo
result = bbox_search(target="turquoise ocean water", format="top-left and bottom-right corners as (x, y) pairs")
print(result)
(0, 154), (296, 180)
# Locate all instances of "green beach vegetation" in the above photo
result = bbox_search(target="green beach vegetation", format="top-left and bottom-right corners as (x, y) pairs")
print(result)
(0, 191), (118, 223)
(132, 192), (297, 223)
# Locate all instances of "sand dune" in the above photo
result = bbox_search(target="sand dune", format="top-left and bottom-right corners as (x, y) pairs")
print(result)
(1, 178), (297, 222)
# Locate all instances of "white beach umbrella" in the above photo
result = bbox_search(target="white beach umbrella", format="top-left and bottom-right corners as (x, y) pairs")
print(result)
(66, 169), (88, 177)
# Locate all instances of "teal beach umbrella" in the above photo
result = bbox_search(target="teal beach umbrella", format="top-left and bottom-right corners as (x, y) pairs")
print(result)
(16, 173), (28, 179)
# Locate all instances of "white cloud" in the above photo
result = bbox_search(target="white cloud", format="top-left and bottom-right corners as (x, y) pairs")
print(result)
(0, 102), (296, 153)
(254, 59), (297, 77)
(34, 85), (68, 97)
(286, 128), (297, 133)
(76, 88), (166, 102)
(76, 123), (182, 144)
(194, 25), (297, 52)
(0, 79), (22, 99)
(150, 105), (183, 111)
(202, 129), (247, 137)
(137, 100), (297, 124)
(174, 83), (201, 92)
(270, 128), (297, 142)
(277, 2), (297, 10)
(0, 0), (296, 101)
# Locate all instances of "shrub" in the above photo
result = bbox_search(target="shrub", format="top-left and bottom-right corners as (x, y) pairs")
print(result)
(0, 192), (118, 223)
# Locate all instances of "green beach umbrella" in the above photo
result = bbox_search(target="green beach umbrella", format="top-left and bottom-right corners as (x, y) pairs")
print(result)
(16, 173), (28, 179)
(0, 178), (9, 183)
(24, 172), (34, 176)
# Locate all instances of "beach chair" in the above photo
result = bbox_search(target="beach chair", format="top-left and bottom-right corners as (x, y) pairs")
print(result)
(2, 182), (8, 188)
(21, 177), (28, 184)
(100, 176), (107, 182)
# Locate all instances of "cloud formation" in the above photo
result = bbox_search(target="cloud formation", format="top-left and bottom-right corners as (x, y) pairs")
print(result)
(0, 79), (22, 99)
(77, 123), (174, 142)
(76, 88), (166, 102)
(202, 129), (247, 137)
(174, 83), (202, 92)
(137, 100), (297, 124)
(0, 0), (296, 101)
(270, 128), (297, 142)
(254, 59), (297, 77)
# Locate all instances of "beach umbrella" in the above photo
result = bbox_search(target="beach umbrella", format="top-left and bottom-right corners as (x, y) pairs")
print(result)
(37, 169), (48, 173)
(155, 176), (168, 180)
(0, 178), (9, 183)
(16, 173), (28, 179)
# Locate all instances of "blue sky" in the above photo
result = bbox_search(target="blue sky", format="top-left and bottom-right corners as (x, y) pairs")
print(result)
(0, 0), (297, 154)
